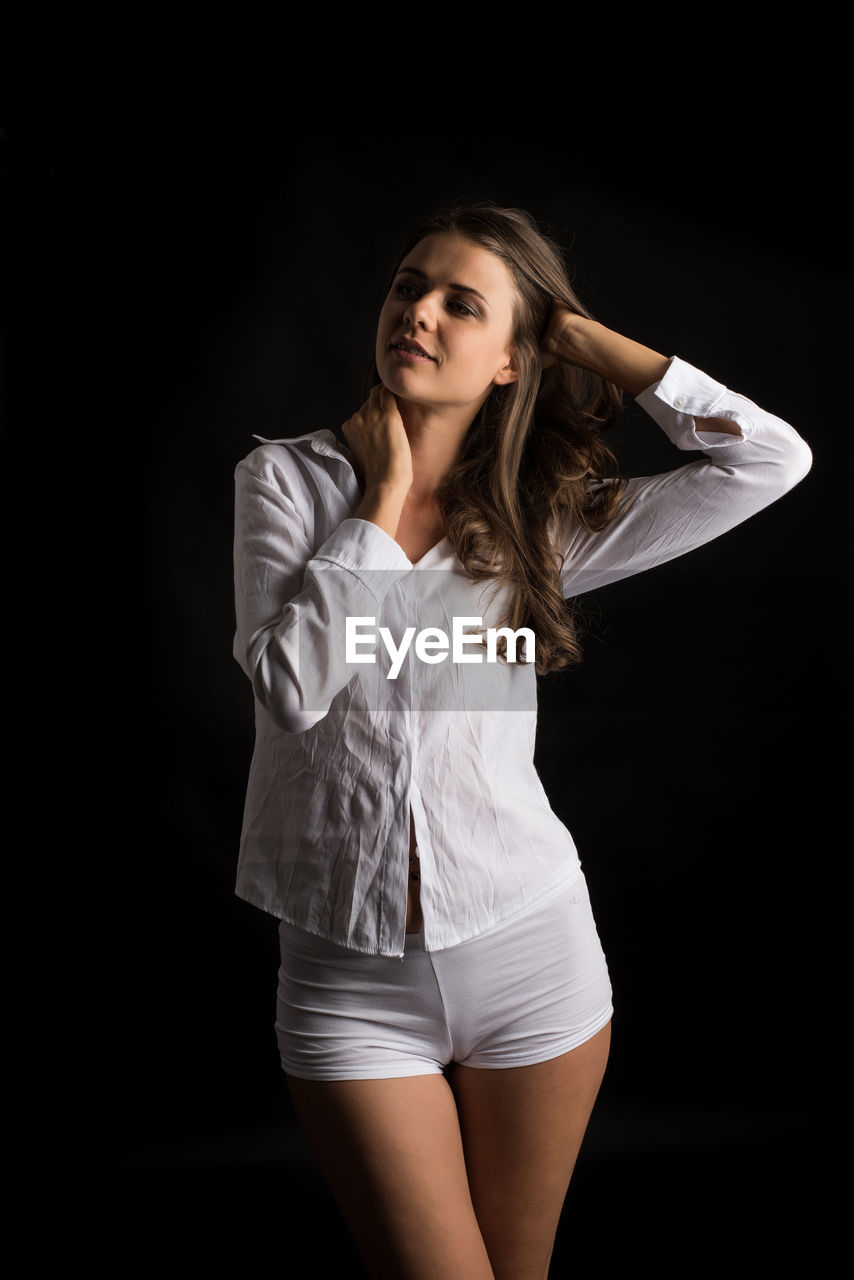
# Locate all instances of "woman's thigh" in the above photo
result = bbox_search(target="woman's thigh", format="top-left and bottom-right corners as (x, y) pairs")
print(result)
(447, 1021), (612, 1280)
(285, 1072), (496, 1280)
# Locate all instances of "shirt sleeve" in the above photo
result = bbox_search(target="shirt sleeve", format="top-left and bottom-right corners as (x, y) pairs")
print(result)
(233, 455), (414, 733)
(557, 356), (813, 599)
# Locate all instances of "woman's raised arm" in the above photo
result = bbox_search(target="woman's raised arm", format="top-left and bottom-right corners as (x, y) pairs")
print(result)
(544, 321), (813, 598)
(233, 388), (416, 734)
(233, 458), (414, 734)
(543, 305), (742, 436)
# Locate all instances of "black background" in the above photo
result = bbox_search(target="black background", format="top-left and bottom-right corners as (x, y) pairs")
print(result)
(4, 49), (848, 1276)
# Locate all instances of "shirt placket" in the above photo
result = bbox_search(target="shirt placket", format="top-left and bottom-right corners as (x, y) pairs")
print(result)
(378, 578), (419, 954)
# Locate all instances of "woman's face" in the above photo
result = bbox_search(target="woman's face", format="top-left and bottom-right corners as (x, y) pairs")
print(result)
(375, 232), (520, 415)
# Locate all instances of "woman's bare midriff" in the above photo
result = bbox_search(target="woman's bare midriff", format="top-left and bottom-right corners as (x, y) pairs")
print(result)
(406, 806), (423, 934)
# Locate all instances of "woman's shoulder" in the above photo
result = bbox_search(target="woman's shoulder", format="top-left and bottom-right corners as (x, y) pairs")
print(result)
(236, 429), (351, 489)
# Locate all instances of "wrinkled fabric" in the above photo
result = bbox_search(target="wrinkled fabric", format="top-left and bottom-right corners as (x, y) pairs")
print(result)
(232, 357), (812, 956)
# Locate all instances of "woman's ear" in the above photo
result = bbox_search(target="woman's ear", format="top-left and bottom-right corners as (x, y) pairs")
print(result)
(492, 350), (520, 387)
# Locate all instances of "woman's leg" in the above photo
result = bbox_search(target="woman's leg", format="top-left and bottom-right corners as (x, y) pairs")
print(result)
(446, 1021), (611, 1280)
(286, 1071), (496, 1280)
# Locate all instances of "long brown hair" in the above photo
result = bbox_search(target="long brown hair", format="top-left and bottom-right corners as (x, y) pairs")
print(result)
(364, 202), (631, 675)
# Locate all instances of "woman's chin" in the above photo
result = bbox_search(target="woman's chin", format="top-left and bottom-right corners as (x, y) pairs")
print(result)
(378, 369), (432, 405)
(379, 364), (418, 392)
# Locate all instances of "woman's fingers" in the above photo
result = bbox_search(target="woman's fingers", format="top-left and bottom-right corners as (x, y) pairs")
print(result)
(342, 384), (412, 492)
(540, 299), (583, 368)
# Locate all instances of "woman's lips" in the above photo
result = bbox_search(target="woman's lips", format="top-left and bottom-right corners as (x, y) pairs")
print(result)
(390, 341), (435, 362)
(393, 348), (433, 363)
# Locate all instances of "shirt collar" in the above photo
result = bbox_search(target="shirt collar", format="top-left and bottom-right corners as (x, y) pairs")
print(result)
(250, 429), (348, 461)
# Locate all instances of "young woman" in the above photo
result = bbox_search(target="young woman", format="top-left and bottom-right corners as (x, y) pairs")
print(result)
(231, 203), (812, 1279)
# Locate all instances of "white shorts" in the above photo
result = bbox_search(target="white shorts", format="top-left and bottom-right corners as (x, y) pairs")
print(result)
(274, 871), (613, 1080)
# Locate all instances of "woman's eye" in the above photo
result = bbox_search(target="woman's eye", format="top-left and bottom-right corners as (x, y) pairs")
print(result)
(392, 282), (476, 318)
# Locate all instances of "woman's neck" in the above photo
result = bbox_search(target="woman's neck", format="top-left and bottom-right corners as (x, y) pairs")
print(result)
(398, 397), (481, 503)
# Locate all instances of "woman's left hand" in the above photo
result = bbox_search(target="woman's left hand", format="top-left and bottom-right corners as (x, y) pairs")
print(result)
(540, 300), (579, 369)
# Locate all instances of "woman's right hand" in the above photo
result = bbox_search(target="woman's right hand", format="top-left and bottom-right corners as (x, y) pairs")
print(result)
(342, 384), (413, 497)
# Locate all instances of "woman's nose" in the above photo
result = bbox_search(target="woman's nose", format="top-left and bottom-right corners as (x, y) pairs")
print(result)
(404, 291), (437, 329)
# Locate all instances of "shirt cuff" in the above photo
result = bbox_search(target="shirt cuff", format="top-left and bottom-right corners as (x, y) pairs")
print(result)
(309, 517), (414, 601)
(635, 356), (750, 452)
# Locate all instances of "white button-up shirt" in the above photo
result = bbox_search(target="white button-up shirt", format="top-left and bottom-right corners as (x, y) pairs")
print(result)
(232, 357), (812, 956)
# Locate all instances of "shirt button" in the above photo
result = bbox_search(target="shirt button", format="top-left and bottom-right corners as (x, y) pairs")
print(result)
(674, 396), (686, 408)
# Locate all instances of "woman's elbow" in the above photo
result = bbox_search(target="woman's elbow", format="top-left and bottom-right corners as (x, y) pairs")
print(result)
(260, 698), (323, 735)
(779, 436), (813, 491)
(246, 650), (327, 735)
